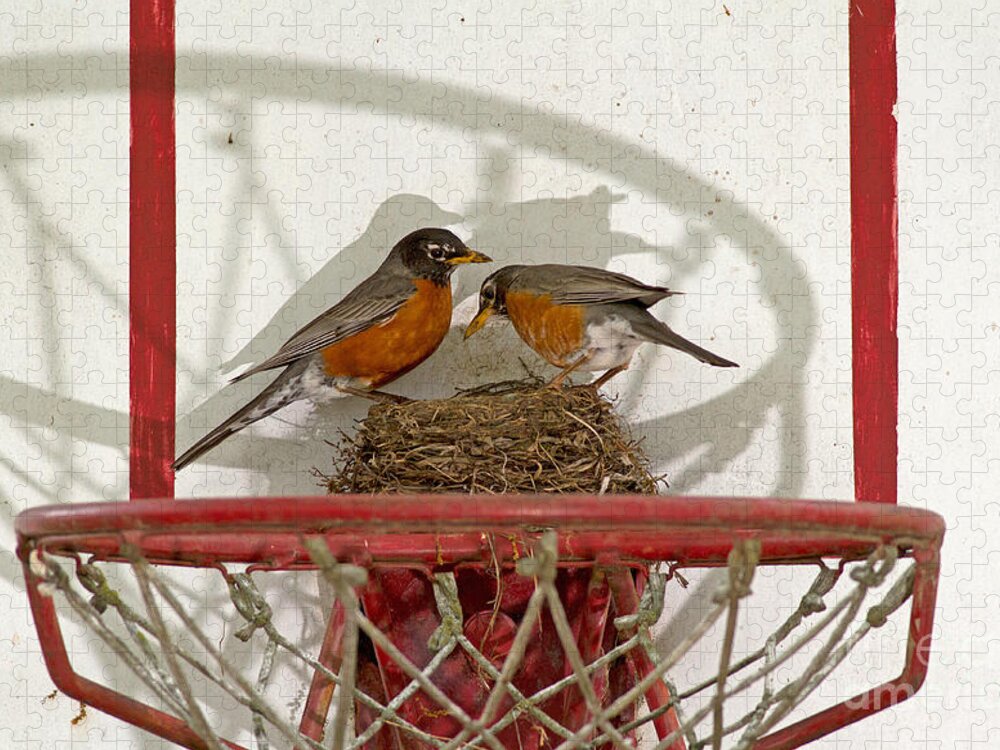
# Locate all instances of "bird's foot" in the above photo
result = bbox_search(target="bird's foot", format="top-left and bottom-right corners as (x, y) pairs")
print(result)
(589, 364), (629, 391)
(546, 352), (593, 389)
(545, 374), (570, 390)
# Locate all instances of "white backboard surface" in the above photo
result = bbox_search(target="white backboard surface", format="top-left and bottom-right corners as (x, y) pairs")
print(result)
(1, 1), (996, 747)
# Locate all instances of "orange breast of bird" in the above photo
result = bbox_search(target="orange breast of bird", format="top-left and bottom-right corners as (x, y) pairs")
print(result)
(321, 279), (453, 388)
(505, 291), (585, 367)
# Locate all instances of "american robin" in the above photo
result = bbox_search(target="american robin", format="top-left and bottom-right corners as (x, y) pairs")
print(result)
(464, 264), (737, 388)
(173, 228), (490, 471)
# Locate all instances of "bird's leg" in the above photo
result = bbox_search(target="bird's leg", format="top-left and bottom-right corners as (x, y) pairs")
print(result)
(547, 352), (592, 389)
(335, 385), (411, 404)
(590, 363), (630, 390)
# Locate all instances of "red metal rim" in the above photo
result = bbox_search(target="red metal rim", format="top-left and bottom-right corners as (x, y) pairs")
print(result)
(17, 496), (944, 569)
(18, 495), (944, 750)
(16, 495), (947, 537)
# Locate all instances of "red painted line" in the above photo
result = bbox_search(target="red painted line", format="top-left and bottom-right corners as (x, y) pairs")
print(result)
(129, 0), (176, 500)
(850, 0), (898, 504)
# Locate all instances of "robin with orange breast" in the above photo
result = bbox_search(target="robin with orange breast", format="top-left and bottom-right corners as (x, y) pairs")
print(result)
(464, 264), (737, 388)
(173, 228), (490, 471)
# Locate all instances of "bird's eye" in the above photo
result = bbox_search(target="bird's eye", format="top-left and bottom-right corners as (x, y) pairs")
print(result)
(429, 247), (445, 260)
(483, 286), (495, 300)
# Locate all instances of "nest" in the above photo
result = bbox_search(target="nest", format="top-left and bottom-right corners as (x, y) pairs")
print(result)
(321, 379), (660, 495)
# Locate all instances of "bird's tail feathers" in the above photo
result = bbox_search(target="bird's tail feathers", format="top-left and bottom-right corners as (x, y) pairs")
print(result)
(228, 361), (271, 385)
(173, 362), (307, 471)
(634, 315), (739, 368)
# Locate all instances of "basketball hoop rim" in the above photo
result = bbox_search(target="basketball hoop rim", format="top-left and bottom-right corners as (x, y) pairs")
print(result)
(17, 494), (944, 750)
(17, 496), (944, 570)
(16, 495), (946, 536)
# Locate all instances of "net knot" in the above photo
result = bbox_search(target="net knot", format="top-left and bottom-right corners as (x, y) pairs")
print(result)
(799, 592), (825, 615)
(77, 561), (121, 614)
(516, 530), (558, 583)
(615, 570), (666, 632)
(713, 539), (761, 604)
(866, 563), (916, 628)
(850, 546), (898, 587)
(797, 566), (838, 617)
(428, 573), (463, 651)
(228, 573), (274, 642)
(302, 538), (369, 590)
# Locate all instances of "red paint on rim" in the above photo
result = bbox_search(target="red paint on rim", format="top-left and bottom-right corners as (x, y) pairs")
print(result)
(17, 495), (945, 750)
(850, 0), (899, 504)
(129, 0), (176, 499)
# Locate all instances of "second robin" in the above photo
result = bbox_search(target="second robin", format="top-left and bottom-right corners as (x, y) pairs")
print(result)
(173, 228), (490, 471)
(464, 263), (737, 388)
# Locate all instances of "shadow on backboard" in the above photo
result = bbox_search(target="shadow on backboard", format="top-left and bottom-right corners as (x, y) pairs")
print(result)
(3, 53), (816, 505)
(3, 53), (821, 737)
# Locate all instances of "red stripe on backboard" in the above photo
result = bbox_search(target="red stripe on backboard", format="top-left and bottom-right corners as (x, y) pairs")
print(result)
(850, 0), (898, 504)
(129, 0), (176, 500)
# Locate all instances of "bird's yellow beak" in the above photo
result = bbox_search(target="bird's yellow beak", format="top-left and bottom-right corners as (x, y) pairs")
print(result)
(464, 306), (495, 339)
(446, 249), (492, 265)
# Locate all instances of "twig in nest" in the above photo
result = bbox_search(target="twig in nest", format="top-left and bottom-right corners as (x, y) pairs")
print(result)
(322, 379), (663, 495)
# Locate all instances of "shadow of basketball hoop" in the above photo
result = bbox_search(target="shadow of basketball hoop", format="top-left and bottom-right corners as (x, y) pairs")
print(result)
(3, 55), (816, 505)
(1, 50), (827, 749)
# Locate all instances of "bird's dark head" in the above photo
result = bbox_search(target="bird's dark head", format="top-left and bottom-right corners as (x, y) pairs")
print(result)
(394, 228), (491, 284)
(464, 265), (524, 339)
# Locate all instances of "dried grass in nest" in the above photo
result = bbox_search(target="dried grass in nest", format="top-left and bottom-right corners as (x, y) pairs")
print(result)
(320, 379), (662, 495)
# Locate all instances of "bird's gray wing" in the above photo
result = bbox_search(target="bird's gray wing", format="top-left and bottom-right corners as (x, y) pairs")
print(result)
(231, 271), (414, 382)
(518, 264), (679, 307)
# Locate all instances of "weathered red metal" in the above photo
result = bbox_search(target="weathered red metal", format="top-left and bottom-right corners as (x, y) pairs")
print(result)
(18, 496), (943, 749)
(851, 0), (900, 504)
(16, 496), (940, 552)
(129, 0), (176, 501)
